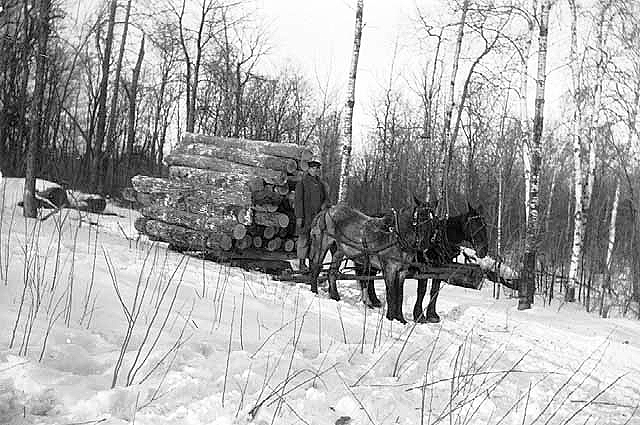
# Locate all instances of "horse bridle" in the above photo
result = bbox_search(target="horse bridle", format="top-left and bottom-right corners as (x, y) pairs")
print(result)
(390, 205), (434, 254)
(464, 214), (486, 251)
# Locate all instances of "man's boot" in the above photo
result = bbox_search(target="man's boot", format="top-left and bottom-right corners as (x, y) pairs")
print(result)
(298, 259), (309, 273)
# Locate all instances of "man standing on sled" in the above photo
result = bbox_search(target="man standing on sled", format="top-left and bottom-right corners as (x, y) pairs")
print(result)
(294, 158), (330, 272)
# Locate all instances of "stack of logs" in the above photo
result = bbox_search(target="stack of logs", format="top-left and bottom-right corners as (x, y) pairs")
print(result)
(127, 132), (316, 261)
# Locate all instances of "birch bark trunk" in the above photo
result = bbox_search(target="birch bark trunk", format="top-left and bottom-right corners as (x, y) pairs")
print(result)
(439, 0), (469, 214)
(337, 0), (364, 203)
(521, 0), (537, 229)
(519, 0), (550, 310)
(566, 0), (583, 302)
(601, 180), (619, 317)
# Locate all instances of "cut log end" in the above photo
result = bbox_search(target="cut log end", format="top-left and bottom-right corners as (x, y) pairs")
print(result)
(232, 223), (247, 240)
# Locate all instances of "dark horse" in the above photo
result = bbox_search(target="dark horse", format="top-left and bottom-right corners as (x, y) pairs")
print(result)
(413, 203), (489, 323)
(308, 198), (436, 323)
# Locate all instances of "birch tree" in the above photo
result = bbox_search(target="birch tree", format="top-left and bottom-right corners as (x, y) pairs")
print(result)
(519, 0), (550, 310)
(438, 0), (469, 214)
(566, 0), (583, 302)
(337, 0), (364, 203)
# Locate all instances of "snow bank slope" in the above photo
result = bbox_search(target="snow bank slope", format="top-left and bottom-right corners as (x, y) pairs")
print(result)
(0, 177), (639, 425)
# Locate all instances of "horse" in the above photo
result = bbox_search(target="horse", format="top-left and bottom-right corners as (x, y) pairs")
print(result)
(413, 203), (489, 323)
(308, 197), (437, 323)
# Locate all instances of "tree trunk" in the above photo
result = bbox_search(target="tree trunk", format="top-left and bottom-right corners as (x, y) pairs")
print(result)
(521, 0), (538, 228)
(104, 0), (132, 187)
(601, 179), (619, 317)
(92, 0), (118, 192)
(175, 142), (298, 173)
(519, 0), (550, 310)
(24, 0), (51, 218)
(141, 204), (246, 239)
(253, 211), (289, 228)
(566, 0), (583, 302)
(125, 35), (145, 170)
(266, 237), (282, 252)
(165, 153), (287, 185)
(438, 0), (469, 214)
(131, 175), (253, 207)
(337, 0), (363, 203)
(138, 218), (233, 251)
(181, 132), (313, 160)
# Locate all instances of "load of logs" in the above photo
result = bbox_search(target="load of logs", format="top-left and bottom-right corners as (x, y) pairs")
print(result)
(126, 132), (316, 261)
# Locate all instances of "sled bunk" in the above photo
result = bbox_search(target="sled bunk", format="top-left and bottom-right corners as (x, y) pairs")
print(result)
(278, 263), (484, 290)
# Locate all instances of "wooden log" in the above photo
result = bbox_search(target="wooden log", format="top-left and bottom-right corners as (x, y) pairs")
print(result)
(266, 237), (282, 252)
(253, 204), (279, 213)
(122, 187), (138, 202)
(134, 217), (148, 234)
(287, 173), (303, 184)
(132, 175), (252, 207)
(298, 160), (309, 172)
(252, 190), (283, 205)
(165, 153), (287, 185)
(168, 166), (263, 193)
(284, 239), (295, 252)
(182, 132), (314, 161)
(236, 234), (253, 250)
(252, 235), (263, 248)
(274, 184), (289, 195)
(138, 193), (251, 225)
(252, 211), (289, 228)
(175, 142), (298, 174)
(67, 192), (107, 213)
(246, 177), (265, 192)
(141, 219), (232, 251)
(287, 191), (295, 205)
(263, 226), (277, 240)
(141, 204), (247, 240)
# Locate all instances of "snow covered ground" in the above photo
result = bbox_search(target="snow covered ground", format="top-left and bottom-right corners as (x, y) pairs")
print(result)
(0, 177), (639, 425)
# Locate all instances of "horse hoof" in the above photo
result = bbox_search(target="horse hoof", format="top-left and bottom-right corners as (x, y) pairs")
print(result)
(426, 315), (440, 323)
(396, 317), (408, 325)
(414, 314), (429, 324)
(372, 299), (382, 308)
(331, 294), (341, 302)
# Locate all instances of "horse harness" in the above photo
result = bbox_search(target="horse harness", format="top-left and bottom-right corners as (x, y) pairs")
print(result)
(325, 205), (436, 258)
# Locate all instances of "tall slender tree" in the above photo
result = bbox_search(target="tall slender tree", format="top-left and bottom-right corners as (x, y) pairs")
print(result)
(566, 0), (582, 302)
(24, 0), (52, 218)
(92, 0), (118, 191)
(519, 0), (551, 310)
(337, 0), (364, 203)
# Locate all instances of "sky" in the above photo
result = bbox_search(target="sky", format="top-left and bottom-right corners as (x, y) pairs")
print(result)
(63, 0), (579, 153)
(255, 0), (575, 151)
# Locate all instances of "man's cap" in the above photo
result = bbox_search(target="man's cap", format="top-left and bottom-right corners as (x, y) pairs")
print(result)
(308, 159), (322, 167)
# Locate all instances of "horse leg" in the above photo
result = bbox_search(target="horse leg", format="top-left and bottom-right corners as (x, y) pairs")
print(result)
(394, 269), (408, 324)
(425, 279), (441, 323)
(356, 259), (382, 308)
(383, 263), (396, 322)
(327, 246), (343, 301)
(353, 261), (372, 308)
(309, 234), (330, 294)
(366, 263), (382, 308)
(413, 278), (429, 323)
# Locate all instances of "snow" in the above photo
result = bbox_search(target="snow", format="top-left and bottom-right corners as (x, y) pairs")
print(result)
(0, 177), (639, 425)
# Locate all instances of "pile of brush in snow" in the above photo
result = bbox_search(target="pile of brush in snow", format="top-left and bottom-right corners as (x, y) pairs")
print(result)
(125, 132), (316, 260)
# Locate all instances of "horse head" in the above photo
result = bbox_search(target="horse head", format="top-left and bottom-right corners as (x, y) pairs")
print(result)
(463, 202), (488, 258)
(410, 196), (438, 253)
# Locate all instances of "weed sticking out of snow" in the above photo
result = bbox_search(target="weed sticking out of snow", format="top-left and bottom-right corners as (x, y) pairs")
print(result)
(0, 178), (639, 424)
